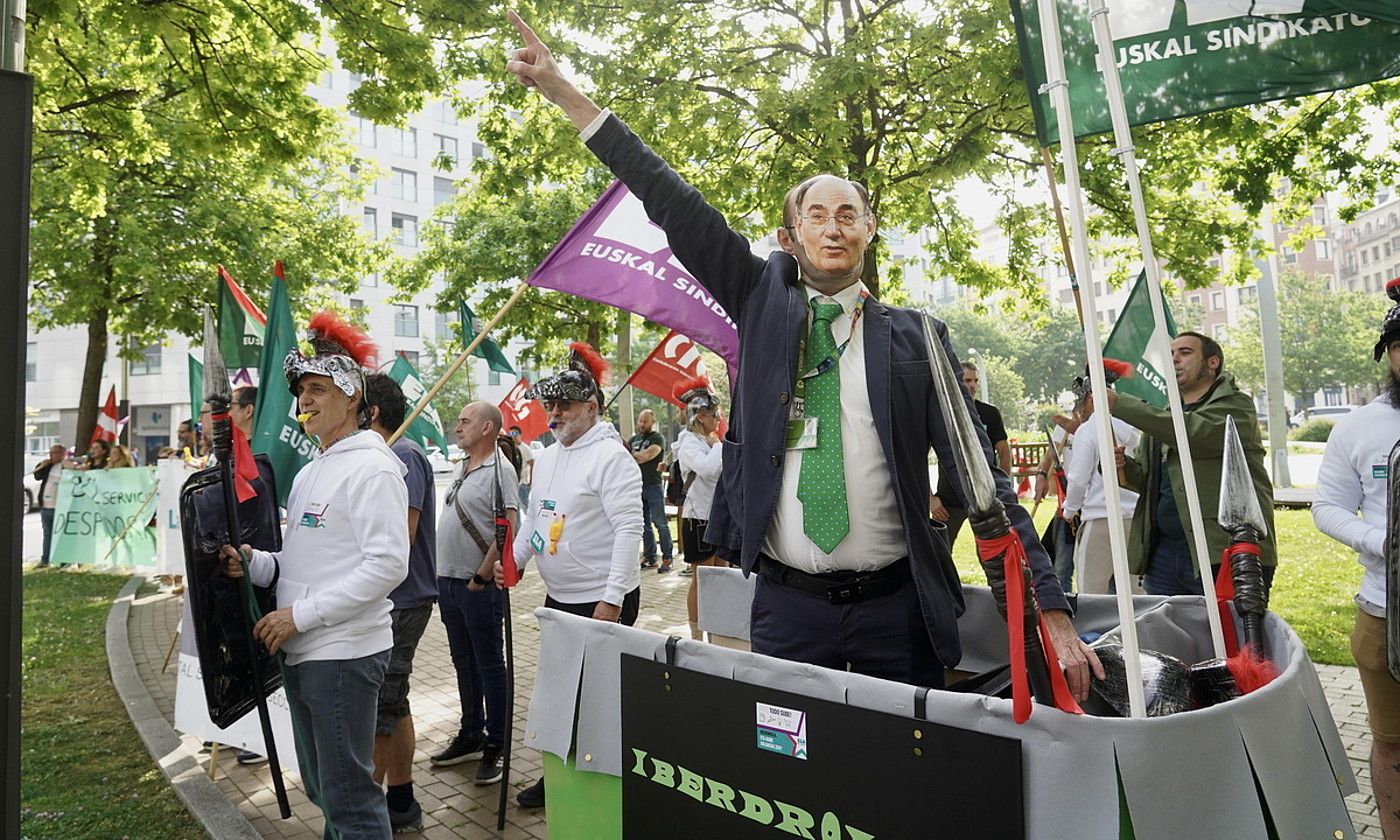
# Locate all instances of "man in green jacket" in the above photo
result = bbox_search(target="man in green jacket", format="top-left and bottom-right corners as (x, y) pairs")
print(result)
(1104, 331), (1276, 596)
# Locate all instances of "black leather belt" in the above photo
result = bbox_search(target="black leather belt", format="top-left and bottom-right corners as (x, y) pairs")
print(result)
(757, 554), (910, 605)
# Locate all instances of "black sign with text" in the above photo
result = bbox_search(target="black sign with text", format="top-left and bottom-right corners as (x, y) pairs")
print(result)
(620, 655), (1024, 839)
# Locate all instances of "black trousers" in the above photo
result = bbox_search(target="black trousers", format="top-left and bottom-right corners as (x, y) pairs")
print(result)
(749, 572), (944, 689)
(544, 587), (641, 626)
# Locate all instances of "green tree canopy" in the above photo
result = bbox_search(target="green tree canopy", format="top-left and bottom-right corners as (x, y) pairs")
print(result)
(1224, 272), (1385, 402)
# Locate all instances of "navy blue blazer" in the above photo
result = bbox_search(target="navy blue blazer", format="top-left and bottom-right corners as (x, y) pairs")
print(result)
(587, 116), (1067, 667)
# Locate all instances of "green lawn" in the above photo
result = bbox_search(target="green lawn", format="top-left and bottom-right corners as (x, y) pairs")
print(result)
(950, 504), (1363, 666)
(20, 568), (204, 840)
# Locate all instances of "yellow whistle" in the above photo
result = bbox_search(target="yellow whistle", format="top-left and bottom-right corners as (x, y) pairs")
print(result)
(297, 412), (313, 424)
(548, 514), (566, 555)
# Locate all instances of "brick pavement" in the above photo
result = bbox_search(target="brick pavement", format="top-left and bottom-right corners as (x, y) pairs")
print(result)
(126, 572), (1384, 838)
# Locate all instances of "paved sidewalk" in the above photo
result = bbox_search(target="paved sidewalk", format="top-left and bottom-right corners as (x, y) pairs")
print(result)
(125, 570), (1386, 838)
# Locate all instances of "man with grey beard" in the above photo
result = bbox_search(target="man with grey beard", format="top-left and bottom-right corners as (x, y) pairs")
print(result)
(505, 343), (642, 809)
(1313, 278), (1400, 840)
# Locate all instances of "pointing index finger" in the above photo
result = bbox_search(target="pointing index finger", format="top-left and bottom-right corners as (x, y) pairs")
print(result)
(508, 10), (541, 46)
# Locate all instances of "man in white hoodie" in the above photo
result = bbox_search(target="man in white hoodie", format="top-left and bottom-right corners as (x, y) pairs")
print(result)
(224, 314), (408, 840)
(507, 343), (642, 809)
(1314, 280), (1400, 840)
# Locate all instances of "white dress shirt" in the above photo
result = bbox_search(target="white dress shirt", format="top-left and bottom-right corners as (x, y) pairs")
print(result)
(761, 282), (907, 573)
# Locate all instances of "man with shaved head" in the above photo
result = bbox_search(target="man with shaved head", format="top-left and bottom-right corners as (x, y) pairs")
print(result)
(506, 12), (1098, 696)
(429, 399), (517, 791)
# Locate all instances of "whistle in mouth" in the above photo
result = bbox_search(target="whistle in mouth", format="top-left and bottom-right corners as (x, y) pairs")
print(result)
(297, 412), (313, 424)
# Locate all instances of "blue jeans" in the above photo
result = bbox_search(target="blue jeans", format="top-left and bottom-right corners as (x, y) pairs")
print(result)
(517, 483), (531, 511)
(40, 507), (55, 564)
(283, 651), (391, 840)
(438, 577), (508, 746)
(640, 483), (672, 562)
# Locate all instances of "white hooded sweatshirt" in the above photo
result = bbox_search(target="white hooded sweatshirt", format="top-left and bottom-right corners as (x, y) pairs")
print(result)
(513, 420), (642, 606)
(247, 429), (409, 665)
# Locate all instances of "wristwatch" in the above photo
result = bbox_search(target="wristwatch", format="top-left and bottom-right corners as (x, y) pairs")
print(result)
(472, 573), (493, 586)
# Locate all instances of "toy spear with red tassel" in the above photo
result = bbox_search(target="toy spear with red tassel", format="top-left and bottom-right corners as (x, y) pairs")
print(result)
(1215, 414), (1278, 694)
(922, 315), (1082, 723)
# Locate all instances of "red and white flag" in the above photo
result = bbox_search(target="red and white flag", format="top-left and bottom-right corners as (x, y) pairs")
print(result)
(89, 385), (119, 446)
(499, 377), (549, 443)
(626, 331), (709, 407)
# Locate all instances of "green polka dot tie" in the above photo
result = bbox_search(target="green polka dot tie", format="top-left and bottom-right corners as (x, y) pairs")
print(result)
(798, 299), (849, 552)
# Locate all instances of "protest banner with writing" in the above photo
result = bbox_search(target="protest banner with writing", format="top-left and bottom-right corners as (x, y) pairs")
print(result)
(1012, 1), (1400, 145)
(50, 467), (158, 567)
(527, 181), (739, 367)
(1102, 270), (1179, 408)
(218, 265), (267, 374)
(499, 377), (549, 443)
(626, 330), (710, 407)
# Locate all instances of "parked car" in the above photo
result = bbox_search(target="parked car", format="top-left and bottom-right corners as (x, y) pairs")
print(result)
(22, 469), (40, 513)
(425, 446), (456, 476)
(1289, 405), (1358, 428)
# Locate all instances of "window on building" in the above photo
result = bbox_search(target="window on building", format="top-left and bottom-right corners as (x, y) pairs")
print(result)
(391, 213), (418, 247)
(471, 141), (486, 160)
(351, 112), (376, 148)
(1374, 246), (1382, 262)
(361, 273), (379, 288)
(389, 168), (417, 202)
(435, 134), (458, 168)
(362, 207), (377, 237)
(348, 71), (364, 86)
(1213, 323), (1227, 340)
(26, 341), (36, 382)
(386, 126), (417, 158)
(394, 305), (419, 337)
(1316, 240), (1330, 260)
(488, 369), (501, 386)
(435, 310), (456, 340)
(130, 342), (163, 375)
(433, 100), (458, 125)
(349, 298), (364, 310)
(1210, 291), (1224, 310)
(433, 177), (456, 207)
(1189, 293), (1202, 306)
(1315, 205), (1328, 226)
(397, 350), (420, 367)
(320, 69), (333, 88)
(1238, 286), (1257, 301)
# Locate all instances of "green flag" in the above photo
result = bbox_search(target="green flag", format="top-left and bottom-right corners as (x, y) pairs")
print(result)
(187, 353), (204, 429)
(1012, 1), (1400, 146)
(386, 355), (449, 454)
(217, 265), (266, 373)
(458, 300), (515, 375)
(250, 262), (313, 507)
(1102, 270), (1178, 409)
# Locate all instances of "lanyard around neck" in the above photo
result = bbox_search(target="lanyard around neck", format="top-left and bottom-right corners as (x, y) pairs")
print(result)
(795, 289), (869, 391)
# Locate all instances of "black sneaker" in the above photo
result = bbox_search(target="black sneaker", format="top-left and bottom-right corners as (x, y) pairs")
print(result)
(516, 778), (545, 808)
(640, 558), (658, 569)
(430, 731), (485, 767)
(475, 744), (504, 786)
(236, 749), (268, 765)
(388, 799), (422, 833)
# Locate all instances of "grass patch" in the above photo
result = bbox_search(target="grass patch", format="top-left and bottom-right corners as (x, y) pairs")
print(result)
(21, 568), (204, 840)
(950, 504), (1362, 666)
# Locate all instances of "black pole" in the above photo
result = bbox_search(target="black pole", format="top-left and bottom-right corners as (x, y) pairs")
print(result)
(0, 68), (34, 840)
(211, 404), (291, 818)
(493, 451), (516, 829)
(968, 506), (1057, 708)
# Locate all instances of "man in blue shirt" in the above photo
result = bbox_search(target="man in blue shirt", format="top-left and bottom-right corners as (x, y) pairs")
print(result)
(365, 373), (438, 833)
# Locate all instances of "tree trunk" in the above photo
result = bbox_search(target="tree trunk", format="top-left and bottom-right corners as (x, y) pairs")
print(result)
(75, 304), (109, 452)
(586, 321), (602, 350)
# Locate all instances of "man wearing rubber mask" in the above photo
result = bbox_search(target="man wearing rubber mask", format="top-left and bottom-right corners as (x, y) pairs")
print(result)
(505, 342), (643, 809)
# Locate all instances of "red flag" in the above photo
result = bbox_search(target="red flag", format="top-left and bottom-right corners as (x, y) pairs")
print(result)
(498, 378), (549, 443)
(89, 386), (119, 446)
(625, 331), (709, 407)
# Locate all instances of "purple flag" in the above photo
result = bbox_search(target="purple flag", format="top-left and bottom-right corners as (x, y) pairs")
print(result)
(527, 181), (739, 367)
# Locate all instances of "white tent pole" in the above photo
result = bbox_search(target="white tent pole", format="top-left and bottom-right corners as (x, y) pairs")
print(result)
(1085, 0), (1227, 659)
(1035, 0), (1146, 718)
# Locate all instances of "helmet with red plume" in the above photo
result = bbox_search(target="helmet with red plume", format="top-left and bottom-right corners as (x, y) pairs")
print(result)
(527, 342), (611, 407)
(673, 374), (718, 420)
(283, 310), (379, 423)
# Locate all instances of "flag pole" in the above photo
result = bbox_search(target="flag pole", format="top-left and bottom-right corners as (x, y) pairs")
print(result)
(1035, 0), (1147, 717)
(1083, 0), (1226, 659)
(1040, 146), (1084, 326)
(388, 282), (530, 446)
